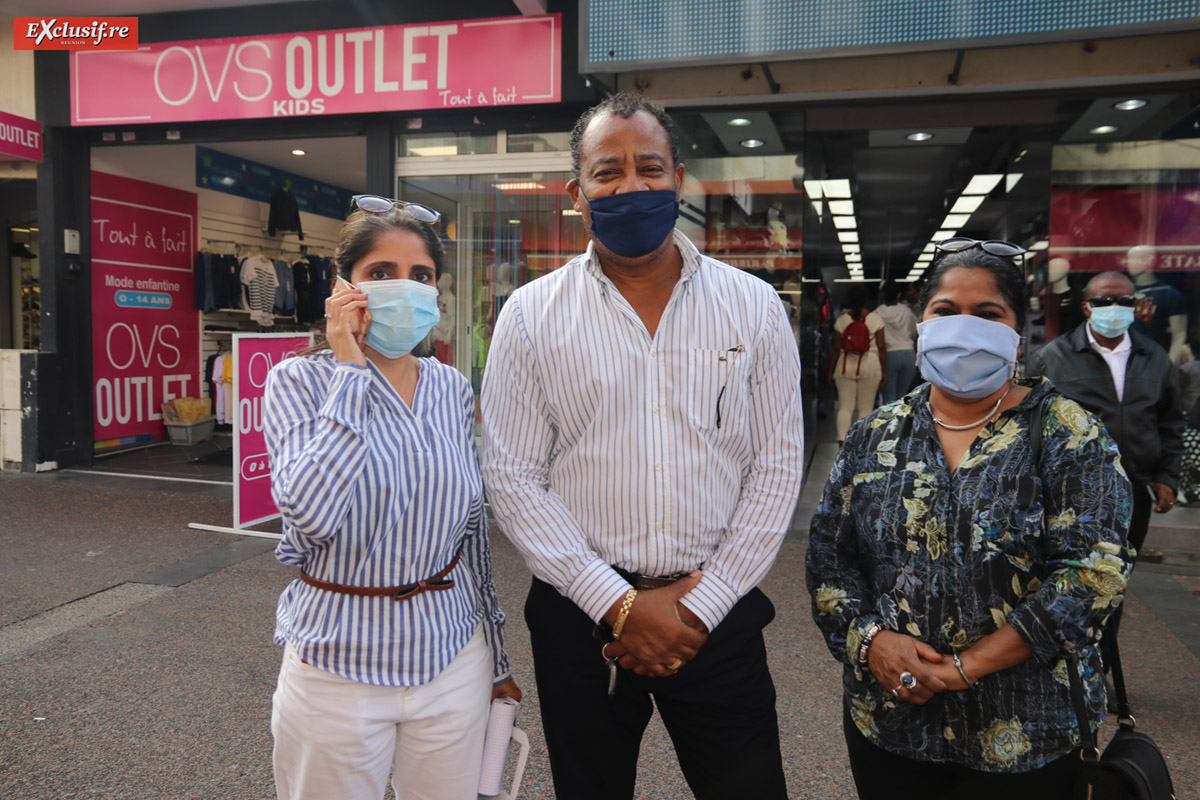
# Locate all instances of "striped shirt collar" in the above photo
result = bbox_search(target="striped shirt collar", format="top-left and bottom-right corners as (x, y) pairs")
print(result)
(581, 228), (704, 285)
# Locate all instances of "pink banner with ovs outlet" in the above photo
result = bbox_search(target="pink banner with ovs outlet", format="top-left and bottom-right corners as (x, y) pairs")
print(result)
(91, 171), (199, 447)
(70, 14), (560, 125)
(0, 109), (43, 161)
(233, 333), (313, 528)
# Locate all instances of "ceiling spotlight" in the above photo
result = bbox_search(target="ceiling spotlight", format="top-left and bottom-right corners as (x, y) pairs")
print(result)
(740, 138), (765, 148)
(1090, 125), (1118, 135)
(906, 132), (934, 142)
(727, 118), (753, 127)
(291, 149), (306, 156)
(1113, 99), (1147, 111)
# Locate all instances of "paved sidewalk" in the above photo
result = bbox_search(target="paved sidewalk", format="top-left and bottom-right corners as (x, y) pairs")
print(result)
(0, 455), (1197, 799)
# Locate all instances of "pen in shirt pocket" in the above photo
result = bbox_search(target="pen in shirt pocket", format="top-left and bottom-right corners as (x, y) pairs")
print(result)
(716, 344), (744, 428)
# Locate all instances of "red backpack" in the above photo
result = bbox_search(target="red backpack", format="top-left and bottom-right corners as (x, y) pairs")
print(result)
(840, 313), (871, 375)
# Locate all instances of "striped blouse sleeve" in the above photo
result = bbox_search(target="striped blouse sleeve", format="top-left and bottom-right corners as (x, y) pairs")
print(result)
(264, 357), (373, 550)
(457, 378), (513, 684)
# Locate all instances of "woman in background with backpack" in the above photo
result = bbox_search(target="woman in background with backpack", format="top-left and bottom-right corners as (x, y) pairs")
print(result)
(830, 285), (887, 445)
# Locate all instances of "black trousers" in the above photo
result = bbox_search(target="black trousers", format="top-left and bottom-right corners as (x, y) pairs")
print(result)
(843, 705), (1081, 800)
(524, 577), (788, 800)
(1102, 483), (1153, 678)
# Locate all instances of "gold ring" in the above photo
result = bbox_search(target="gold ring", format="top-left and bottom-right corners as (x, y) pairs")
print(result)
(667, 658), (683, 671)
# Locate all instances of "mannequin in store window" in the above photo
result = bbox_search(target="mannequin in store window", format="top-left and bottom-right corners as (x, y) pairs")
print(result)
(1127, 244), (1188, 363)
(432, 272), (456, 366)
(1042, 256), (1085, 343)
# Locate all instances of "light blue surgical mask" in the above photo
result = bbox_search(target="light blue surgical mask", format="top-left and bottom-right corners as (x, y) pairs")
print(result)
(581, 188), (679, 259)
(1089, 305), (1135, 339)
(360, 279), (440, 359)
(916, 315), (1020, 399)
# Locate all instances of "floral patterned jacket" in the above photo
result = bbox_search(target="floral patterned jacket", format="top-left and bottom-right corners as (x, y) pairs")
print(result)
(806, 378), (1132, 772)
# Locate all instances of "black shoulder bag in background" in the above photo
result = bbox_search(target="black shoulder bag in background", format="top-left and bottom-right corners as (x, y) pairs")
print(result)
(1031, 396), (1177, 799)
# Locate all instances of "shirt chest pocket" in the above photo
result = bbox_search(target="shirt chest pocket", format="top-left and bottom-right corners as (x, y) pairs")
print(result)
(686, 347), (748, 432)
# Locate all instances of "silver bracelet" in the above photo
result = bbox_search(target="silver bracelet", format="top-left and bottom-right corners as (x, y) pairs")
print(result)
(953, 653), (974, 689)
(857, 623), (884, 671)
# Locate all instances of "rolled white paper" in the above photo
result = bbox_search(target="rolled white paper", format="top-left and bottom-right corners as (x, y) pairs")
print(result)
(478, 697), (520, 796)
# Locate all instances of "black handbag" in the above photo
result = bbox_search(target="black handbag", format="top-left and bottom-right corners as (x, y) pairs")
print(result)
(1067, 634), (1176, 799)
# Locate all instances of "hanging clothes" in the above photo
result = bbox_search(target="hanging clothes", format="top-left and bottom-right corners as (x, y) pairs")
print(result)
(273, 258), (296, 318)
(268, 187), (304, 239)
(240, 254), (280, 326)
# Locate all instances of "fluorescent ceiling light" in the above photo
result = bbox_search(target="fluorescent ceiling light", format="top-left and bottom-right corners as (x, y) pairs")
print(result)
(827, 200), (854, 215)
(834, 278), (872, 282)
(493, 181), (546, 190)
(740, 138), (765, 148)
(1006, 173), (1023, 193)
(916, 254), (933, 262)
(811, 201), (823, 217)
(409, 145), (459, 157)
(950, 196), (984, 214)
(1090, 125), (1118, 135)
(933, 229), (957, 239)
(922, 243), (936, 253)
(1030, 240), (1049, 251)
(906, 132), (934, 142)
(727, 117), (753, 126)
(846, 253), (862, 262)
(822, 179), (852, 198)
(837, 231), (859, 243)
(942, 214), (970, 228)
(291, 149), (306, 156)
(962, 174), (1003, 195)
(803, 180), (823, 199)
(841, 244), (861, 254)
(832, 216), (857, 229)
(562, 209), (581, 216)
(1113, 99), (1147, 111)
(508, 219), (521, 224)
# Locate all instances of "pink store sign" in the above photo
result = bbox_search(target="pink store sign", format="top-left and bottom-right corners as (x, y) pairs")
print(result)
(233, 333), (312, 528)
(70, 14), (560, 125)
(91, 171), (200, 447)
(0, 109), (43, 161)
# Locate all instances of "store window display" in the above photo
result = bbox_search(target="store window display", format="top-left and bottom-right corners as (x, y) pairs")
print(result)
(1127, 244), (1189, 363)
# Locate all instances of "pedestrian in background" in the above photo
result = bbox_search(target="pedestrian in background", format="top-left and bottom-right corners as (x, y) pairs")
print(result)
(808, 240), (1132, 799)
(264, 201), (520, 800)
(831, 285), (886, 444)
(1028, 270), (1183, 702)
(481, 92), (804, 800)
(876, 280), (919, 405)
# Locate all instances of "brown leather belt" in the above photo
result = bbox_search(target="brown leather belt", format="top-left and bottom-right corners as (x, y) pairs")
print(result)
(300, 548), (461, 602)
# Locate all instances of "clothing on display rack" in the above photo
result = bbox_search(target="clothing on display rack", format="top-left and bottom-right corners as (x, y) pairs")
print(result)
(241, 253), (280, 325)
(268, 187), (304, 239)
(273, 258), (296, 318)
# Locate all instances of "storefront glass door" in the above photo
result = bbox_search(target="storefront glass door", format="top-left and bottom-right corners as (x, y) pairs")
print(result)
(395, 135), (577, 416)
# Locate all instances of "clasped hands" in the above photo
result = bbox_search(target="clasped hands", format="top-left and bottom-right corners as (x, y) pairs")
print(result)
(602, 571), (708, 678)
(866, 630), (974, 705)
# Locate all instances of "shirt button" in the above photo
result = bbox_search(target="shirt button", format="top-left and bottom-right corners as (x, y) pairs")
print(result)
(654, 464), (663, 472)
(649, 348), (657, 357)
(655, 523), (663, 531)
(651, 405), (660, 413)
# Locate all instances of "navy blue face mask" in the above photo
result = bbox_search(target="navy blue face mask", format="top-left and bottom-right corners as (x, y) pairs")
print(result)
(580, 188), (680, 259)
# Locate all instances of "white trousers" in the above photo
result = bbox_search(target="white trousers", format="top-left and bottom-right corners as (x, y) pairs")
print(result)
(272, 627), (492, 800)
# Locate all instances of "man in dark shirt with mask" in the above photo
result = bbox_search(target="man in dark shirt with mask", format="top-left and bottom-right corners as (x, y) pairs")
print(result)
(1028, 270), (1183, 699)
(480, 93), (803, 799)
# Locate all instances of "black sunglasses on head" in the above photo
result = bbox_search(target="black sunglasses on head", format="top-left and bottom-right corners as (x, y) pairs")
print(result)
(1086, 294), (1138, 308)
(933, 237), (1028, 259)
(351, 194), (441, 224)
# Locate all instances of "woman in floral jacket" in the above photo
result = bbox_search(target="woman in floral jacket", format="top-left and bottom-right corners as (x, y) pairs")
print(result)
(806, 242), (1132, 799)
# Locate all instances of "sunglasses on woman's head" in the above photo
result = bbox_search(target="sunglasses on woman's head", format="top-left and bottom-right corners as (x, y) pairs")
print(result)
(1086, 294), (1138, 308)
(351, 194), (441, 224)
(933, 237), (1028, 259)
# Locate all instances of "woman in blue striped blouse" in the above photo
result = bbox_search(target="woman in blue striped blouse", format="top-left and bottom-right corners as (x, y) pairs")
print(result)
(264, 200), (521, 800)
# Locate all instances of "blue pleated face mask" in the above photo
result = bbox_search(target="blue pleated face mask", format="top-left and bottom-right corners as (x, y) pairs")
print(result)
(580, 188), (680, 259)
(1089, 305), (1135, 338)
(916, 315), (1020, 399)
(359, 279), (440, 359)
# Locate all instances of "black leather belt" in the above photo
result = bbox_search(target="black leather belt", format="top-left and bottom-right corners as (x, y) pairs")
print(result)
(613, 565), (692, 591)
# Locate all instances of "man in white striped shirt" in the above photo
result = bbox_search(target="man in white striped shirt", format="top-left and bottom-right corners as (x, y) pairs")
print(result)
(481, 93), (804, 799)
